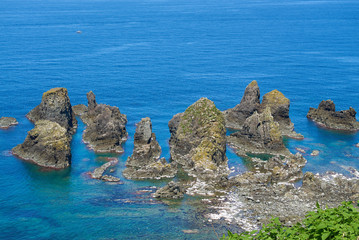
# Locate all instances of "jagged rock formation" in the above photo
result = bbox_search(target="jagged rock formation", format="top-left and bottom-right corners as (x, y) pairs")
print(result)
(153, 181), (185, 199)
(90, 158), (121, 182)
(26, 88), (77, 134)
(123, 117), (176, 179)
(223, 80), (260, 129)
(227, 107), (290, 156)
(260, 90), (303, 139)
(168, 98), (229, 194)
(0, 117), (18, 129)
(12, 120), (71, 168)
(307, 100), (359, 131)
(80, 91), (128, 153)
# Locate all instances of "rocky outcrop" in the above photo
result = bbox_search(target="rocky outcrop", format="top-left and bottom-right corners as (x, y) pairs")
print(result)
(260, 90), (303, 139)
(123, 117), (176, 180)
(169, 98), (229, 193)
(72, 104), (88, 116)
(307, 100), (359, 131)
(80, 91), (128, 153)
(0, 117), (18, 129)
(12, 120), (71, 169)
(227, 107), (290, 157)
(223, 81), (260, 129)
(26, 88), (77, 134)
(90, 158), (121, 182)
(153, 181), (185, 199)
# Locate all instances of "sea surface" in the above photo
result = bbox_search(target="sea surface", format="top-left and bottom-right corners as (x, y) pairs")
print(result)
(1, 0), (359, 239)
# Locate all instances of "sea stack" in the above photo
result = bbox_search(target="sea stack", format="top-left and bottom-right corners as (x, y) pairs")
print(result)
(223, 80), (260, 129)
(169, 98), (229, 193)
(12, 120), (71, 169)
(80, 91), (128, 153)
(123, 117), (176, 179)
(227, 107), (290, 156)
(260, 90), (303, 139)
(26, 88), (77, 134)
(307, 100), (359, 131)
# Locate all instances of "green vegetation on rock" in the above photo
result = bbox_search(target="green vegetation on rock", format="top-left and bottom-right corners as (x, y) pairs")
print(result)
(222, 201), (359, 240)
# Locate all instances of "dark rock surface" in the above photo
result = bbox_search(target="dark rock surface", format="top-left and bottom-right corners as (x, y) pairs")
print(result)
(307, 100), (359, 131)
(260, 90), (303, 139)
(80, 91), (128, 153)
(227, 107), (290, 157)
(26, 88), (77, 134)
(123, 117), (176, 180)
(0, 117), (18, 129)
(223, 80), (260, 129)
(90, 158), (121, 182)
(12, 120), (71, 169)
(169, 98), (229, 195)
(153, 181), (185, 199)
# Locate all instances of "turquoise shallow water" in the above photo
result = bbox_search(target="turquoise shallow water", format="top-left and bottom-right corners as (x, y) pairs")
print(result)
(1, 0), (359, 238)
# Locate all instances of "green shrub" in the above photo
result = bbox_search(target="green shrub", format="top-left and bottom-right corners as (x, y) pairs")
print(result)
(222, 201), (359, 240)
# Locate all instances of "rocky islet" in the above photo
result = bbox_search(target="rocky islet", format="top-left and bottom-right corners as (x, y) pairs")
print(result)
(0, 117), (18, 129)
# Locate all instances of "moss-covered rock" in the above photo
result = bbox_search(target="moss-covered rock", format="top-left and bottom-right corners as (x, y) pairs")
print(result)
(261, 89), (303, 139)
(27, 88), (77, 134)
(307, 100), (359, 131)
(169, 98), (229, 187)
(12, 120), (71, 169)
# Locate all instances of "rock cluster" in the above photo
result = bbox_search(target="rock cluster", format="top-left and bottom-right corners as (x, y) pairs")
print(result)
(0, 117), (18, 129)
(13, 88), (77, 169)
(79, 91), (128, 153)
(227, 107), (290, 157)
(123, 117), (176, 180)
(307, 100), (359, 131)
(12, 120), (71, 168)
(224, 81), (302, 139)
(168, 98), (229, 194)
(26, 88), (77, 134)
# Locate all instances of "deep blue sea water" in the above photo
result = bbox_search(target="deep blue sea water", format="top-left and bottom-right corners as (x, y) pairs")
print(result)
(1, 0), (359, 239)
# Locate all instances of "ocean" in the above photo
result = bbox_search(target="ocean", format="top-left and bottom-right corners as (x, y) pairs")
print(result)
(1, 0), (359, 239)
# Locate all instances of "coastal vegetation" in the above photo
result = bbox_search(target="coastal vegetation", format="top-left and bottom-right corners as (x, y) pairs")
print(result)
(222, 201), (359, 240)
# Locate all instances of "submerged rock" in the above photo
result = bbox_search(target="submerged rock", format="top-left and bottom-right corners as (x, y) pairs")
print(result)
(123, 117), (176, 180)
(227, 107), (290, 157)
(12, 120), (71, 169)
(169, 98), (229, 188)
(26, 88), (77, 134)
(307, 100), (359, 131)
(223, 80), (260, 129)
(0, 117), (18, 129)
(81, 91), (128, 153)
(260, 90), (303, 139)
(90, 158), (121, 182)
(153, 181), (185, 199)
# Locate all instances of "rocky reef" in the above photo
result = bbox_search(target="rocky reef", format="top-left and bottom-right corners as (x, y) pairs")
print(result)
(12, 120), (71, 169)
(123, 117), (176, 180)
(227, 107), (290, 157)
(90, 158), (121, 182)
(27, 88), (77, 134)
(79, 91), (128, 153)
(168, 98), (229, 195)
(307, 100), (359, 131)
(223, 80), (260, 129)
(153, 181), (185, 199)
(0, 117), (18, 129)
